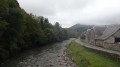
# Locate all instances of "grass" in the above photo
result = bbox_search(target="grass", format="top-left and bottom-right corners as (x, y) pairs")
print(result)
(67, 40), (120, 67)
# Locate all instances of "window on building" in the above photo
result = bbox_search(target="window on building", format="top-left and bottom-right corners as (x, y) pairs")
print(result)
(115, 38), (120, 43)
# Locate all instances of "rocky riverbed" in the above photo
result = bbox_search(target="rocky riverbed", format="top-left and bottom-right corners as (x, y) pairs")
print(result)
(0, 38), (78, 67)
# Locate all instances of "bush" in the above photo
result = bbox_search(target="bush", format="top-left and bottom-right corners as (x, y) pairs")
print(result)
(0, 48), (9, 60)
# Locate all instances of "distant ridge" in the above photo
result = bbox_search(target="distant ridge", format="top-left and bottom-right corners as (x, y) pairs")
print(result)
(70, 24), (93, 34)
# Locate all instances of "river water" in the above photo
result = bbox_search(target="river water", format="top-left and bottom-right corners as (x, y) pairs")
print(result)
(0, 38), (76, 67)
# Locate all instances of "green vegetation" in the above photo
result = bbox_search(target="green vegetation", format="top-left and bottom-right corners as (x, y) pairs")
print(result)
(67, 40), (120, 67)
(0, 0), (78, 61)
(70, 24), (93, 35)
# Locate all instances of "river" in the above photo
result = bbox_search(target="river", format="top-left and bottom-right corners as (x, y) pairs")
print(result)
(0, 38), (76, 67)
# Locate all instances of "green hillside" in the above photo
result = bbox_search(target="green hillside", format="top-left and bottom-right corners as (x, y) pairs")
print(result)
(0, 0), (78, 61)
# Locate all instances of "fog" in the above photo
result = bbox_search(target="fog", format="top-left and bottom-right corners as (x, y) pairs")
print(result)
(18, 0), (120, 27)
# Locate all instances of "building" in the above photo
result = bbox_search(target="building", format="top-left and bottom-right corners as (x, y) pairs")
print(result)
(95, 25), (120, 51)
(85, 26), (106, 45)
(85, 29), (91, 43)
(93, 26), (107, 38)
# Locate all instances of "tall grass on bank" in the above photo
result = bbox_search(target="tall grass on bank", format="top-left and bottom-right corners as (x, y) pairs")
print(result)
(67, 40), (120, 67)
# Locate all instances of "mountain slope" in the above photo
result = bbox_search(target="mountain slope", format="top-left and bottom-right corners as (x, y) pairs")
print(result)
(70, 24), (93, 34)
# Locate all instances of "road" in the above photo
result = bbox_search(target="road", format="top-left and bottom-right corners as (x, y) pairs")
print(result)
(75, 39), (120, 57)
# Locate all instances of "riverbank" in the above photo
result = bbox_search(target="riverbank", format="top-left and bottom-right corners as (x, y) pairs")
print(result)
(0, 38), (78, 67)
(67, 40), (120, 67)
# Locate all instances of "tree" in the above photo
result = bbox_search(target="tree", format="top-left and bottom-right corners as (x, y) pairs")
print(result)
(0, 0), (79, 60)
(0, 0), (9, 19)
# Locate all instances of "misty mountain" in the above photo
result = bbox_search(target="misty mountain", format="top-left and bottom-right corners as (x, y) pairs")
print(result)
(70, 24), (93, 34)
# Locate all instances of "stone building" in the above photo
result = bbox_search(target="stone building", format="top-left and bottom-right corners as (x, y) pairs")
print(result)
(85, 29), (91, 43)
(95, 25), (120, 51)
(93, 26), (107, 38)
(85, 26), (106, 45)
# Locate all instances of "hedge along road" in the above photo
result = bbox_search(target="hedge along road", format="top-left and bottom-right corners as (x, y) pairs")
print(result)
(0, 38), (77, 67)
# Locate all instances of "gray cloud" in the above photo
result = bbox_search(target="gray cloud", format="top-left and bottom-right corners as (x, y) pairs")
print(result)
(18, 0), (120, 27)
(95, 14), (120, 25)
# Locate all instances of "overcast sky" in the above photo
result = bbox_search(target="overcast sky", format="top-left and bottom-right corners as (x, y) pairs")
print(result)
(17, 0), (120, 27)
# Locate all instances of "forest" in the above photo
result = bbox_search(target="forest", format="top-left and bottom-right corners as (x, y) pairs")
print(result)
(0, 0), (78, 61)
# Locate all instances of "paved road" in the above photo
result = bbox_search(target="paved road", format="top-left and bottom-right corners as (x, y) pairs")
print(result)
(75, 39), (120, 56)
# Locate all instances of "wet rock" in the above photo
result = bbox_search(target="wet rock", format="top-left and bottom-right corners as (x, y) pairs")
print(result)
(62, 55), (65, 57)
(64, 57), (68, 61)
(26, 65), (31, 67)
(57, 55), (60, 57)
(24, 62), (27, 65)
(49, 60), (52, 63)
(29, 56), (33, 59)
(58, 60), (61, 62)
(27, 59), (31, 61)
(65, 63), (68, 66)
(36, 64), (39, 66)
(50, 64), (53, 66)
(17, 65), (21, 67)
(18, 62), (23, 64)
(59, 63), (62, 65)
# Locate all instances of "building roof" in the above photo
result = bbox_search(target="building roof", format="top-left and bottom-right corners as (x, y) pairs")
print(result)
(97, 25), (120, 40)
(93, 26), (107, 35)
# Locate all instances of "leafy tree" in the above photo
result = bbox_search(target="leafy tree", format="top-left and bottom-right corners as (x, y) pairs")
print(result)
(0, 0), (9, 19)
(0, 0), (79, 61)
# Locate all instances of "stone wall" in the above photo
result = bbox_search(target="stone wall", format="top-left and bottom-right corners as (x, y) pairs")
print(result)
(103, 42), (120, 51)
(96, 40), (103, 47)
(114, 29), (120, 37)
(84, 46), (120, 62)
(104, 36), (114, 43)
(96, 40), (120, 51)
